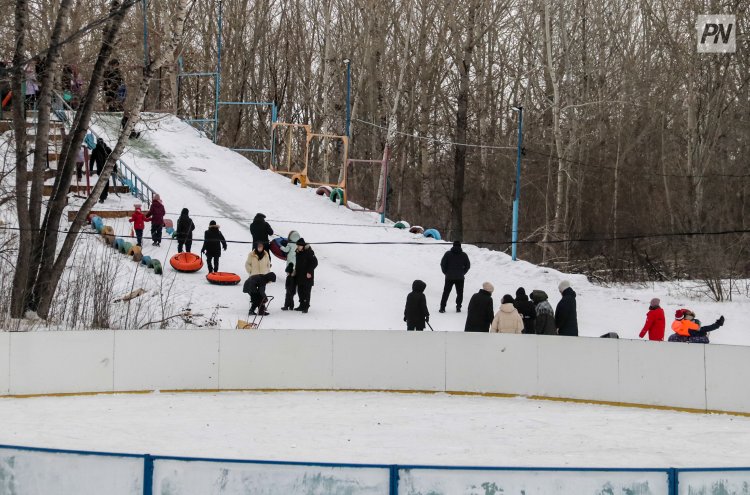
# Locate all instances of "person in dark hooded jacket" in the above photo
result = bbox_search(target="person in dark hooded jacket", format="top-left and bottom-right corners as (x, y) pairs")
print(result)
(250, 213), (274, 251)
(514, 287), (536, 334)
(530, 290), (556, 335)
(175, 208), (196, 253)
(439, 241), (470, 313)
(464, 282), (495, 332)
(243, 272), (277, 315)
(293, 238), (318, 313)
(200, 220), (227, 273)
(555, 280), (578, 336)
(404, 280), (430, 331)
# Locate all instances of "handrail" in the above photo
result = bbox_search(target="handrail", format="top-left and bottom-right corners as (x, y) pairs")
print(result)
(51, 91), (156, 207)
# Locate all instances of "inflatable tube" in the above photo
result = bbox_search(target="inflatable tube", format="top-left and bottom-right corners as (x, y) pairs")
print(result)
(132, 250), (143, 263)
(291, 174), (308, 188)
(152, 259), (162, 275)
(169, 252), (203, 273)
(394, 221), (410, 229)
(115, 238), (125, 251)
(409, 226), (425, 234)
(120, 242), (132, 255)
(147, 257), (157, 268)
(89, 215), (101, 225)
(141, 255), (152, 266)
(101, 226), (115, 245)
(330, 187), (346, 205)
(315, 186), (331, 196)
(270, 237), (288, 261)
(423, 229), (442, 240)
(206, 272), (241, 286)
(128, 245), (141, 256)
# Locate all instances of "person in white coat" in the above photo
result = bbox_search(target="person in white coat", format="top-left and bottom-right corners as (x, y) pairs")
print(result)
(490, 294), (524, 334)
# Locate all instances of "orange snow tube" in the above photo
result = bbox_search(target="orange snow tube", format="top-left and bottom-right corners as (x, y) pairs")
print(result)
(169, 252), (203, 273)
(206, 272), (241, 285)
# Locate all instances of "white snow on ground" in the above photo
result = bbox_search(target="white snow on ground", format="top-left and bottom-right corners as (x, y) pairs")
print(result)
(65, 113), (748, 342)
(0, 391), (749, 467)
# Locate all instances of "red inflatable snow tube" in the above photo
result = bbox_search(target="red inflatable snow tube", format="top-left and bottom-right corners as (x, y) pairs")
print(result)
(206, 271), (241, 285)
(270, 237), (288, 261)
(169, 252), (203, 273)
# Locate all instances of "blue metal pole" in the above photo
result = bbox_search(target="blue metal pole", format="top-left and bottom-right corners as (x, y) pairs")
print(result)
(270, 103), (277, 168)
(142, 0), (149, 67)
(213, 0), (223, 143)
(345, 60), (351, 138)
(511, 106), (523, 261)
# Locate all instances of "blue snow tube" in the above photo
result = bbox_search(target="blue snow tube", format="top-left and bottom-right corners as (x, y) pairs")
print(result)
(141, 255), (152, 266)
(423, 229), (442, 240)
(270, 237), (288, 261)
(165, 226), (175, 235)
(115, 238), (125, 251)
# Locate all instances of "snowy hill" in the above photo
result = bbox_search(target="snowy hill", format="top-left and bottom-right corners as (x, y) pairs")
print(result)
(62, 113), (748, 342)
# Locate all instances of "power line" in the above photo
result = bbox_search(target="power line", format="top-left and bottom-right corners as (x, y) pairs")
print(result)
(354, 118), (517, 151)
(0, 224), (747, 247)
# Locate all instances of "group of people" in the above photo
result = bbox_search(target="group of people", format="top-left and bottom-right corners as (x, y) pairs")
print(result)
(405, 241), (725, 342)
(638, 299), (725, 343)
(242, 213), (318, 315)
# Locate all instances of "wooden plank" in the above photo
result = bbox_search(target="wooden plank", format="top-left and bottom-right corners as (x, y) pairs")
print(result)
(44, 185), (129, 196)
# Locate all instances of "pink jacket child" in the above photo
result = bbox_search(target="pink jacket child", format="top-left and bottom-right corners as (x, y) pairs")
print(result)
(128, 206), (150, 246)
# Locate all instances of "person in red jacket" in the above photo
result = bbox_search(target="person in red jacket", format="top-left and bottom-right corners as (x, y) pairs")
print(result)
(639, 297), (666, 341)
(128, 205), (149, 247)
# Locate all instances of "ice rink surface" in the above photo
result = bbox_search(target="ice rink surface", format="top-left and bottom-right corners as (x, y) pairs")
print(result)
(1, 391), (749, 468)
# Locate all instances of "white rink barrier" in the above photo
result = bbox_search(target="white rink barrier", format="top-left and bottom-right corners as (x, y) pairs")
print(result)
(0, 330), (749, 414)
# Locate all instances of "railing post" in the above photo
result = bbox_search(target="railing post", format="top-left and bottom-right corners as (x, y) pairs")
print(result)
(669, 468), (679, 495)
(143, 454), (154, 495)
(389, 465), (399, 495)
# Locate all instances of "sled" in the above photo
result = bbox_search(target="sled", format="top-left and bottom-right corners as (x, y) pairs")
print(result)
(206, 272), (241, 285)
(169, 252), (203, 273)
(270, 237), (288, 261)
(237, 296), (274, 330)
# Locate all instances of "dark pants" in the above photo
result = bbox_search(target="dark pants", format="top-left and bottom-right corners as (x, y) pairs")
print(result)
(284, 275), (296, 309)
(440, 279), (464, 310)
(297, 282), (312, 310)
(177, 239), (192, 253)
(206, 255), (219, 273)
(76, 161), (84, 181)
(151, 224), (163, 244)
(134, 229), (143, 246)
(407, 325), (424, 331)
(100, 181), (109, 201)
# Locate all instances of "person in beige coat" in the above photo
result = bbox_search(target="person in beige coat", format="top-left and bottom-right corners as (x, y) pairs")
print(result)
(490, 294), (525, 333)
(245, 242), (271, 276)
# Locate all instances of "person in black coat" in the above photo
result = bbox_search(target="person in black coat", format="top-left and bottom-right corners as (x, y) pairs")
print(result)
(439, 241), (471, 313)
(404, 280), (430, 331)
(514, 287), (536, 334)
(90, 138), (116, 202)
(555, 280), (579, 336)
(464, 282), (495, 332)
(175, 208), (196, 253)
(293, 238), (318, 313)
(200, 220), (227, 273)
(250, 213), (273, 251)
(243, 272), (277, 315)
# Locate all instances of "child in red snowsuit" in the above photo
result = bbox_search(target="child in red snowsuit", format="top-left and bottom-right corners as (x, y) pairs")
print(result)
(128, 206), (149, 247)
(638, 297), (665, 341)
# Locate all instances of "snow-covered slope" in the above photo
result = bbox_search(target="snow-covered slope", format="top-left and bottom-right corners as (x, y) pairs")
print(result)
(80, 113), (748, 342)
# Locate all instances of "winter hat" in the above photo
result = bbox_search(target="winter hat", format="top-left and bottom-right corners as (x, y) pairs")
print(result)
(209, 220), (217, 227)
(153, 193), (161, 203)
(264, 272), (277, 283)
(501, 294), (514, 304)
(516, 287), (527, 298)
(558, 280), (571, 293)
(134, 205), (141, 211)
(181, 208), (189, 215)
(482, 282), (494, 293)
(296, 238), (307, 247)
(453, 241), (461, 249)
(650, 297), (660, 307)
(675, 309), (686, 320)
